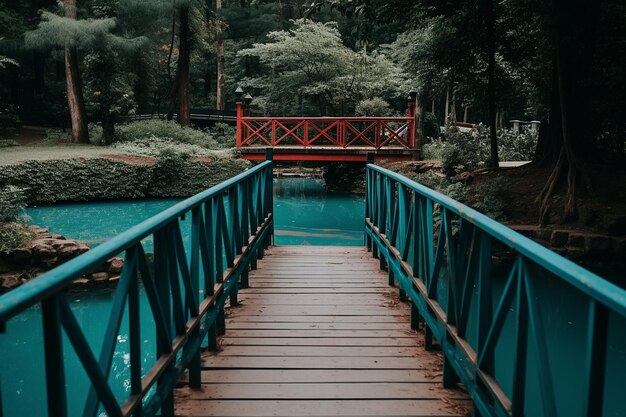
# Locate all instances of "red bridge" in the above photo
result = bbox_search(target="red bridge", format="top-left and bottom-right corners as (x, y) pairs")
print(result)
(236, 93), (419, 162)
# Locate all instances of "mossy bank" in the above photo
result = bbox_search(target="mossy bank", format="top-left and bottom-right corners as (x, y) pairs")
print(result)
(0, 154), (251, 206)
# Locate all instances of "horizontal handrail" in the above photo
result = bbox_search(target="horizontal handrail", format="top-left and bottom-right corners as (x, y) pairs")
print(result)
(365, 163), (626, 417)
(0, 160), (274, 417)
(237, 117), (415, 149)
(241, 116), (412, 121)
(366, 164), (626, 316)
(0, 161), (272, 324)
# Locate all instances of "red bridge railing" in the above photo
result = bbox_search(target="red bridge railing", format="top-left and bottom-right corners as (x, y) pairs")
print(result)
(236, 98), (416, 150)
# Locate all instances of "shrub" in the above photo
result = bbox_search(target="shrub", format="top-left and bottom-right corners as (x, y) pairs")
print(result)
(423, 112), (440, 141)
(0, 186), (26, 222)
(150, 152), (250, 197)
(381, 162), (507, 221)
(0, 159), (152, 204)
(204, 123), (237, 148)
(114, 119), (225, 149)
(467, 177), (506, 220)
(423, 124), (538, 167)
(355, 97), (393, 117)
(112, 137), (217, 157)
(0, 222), (34, 253)
(0, 157), (250, 205)
(497, 129), (537, 161)
(0, 140), (19, 147)
(440, 127), (488, 178)
(88, 123), (104, 145)
(422, 141), (447, 160)
(44, 129), (72, 144)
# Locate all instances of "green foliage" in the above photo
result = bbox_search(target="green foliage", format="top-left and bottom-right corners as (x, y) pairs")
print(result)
(0, 159), (152, 204)
(0, 157), (250, 205)
(382, 162), (507, 220)
(238, 19), (405, 115)
(355, 97), (392, 116)
(425, 125), (537, 175)
(112, 137), (224, 157)
(0, 222), (34, 254)
(423, 112), (439, 140)
(386, 17), (458, 97)
(497, 128), (537, 161)
(139, 153), (251, 197)
(83, 48), (137, 143)
(466, 177), (507, 220)
(0, 186), (26, 222)
(204, 123), (237, 148)
(88, 123), (103, 143)
(421, 141), (445, 160)
(24, 11), (145, 52)
(44, 129), (72, 144)
(114, 120), (227, 149)
(440, 127), (488, 178)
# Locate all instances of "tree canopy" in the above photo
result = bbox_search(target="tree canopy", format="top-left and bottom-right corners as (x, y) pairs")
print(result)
(0, 0), (623, 223)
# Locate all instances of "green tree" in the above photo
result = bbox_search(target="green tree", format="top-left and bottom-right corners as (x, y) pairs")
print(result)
(238, 19), (405, 115)
(26, 2), (145, 143)
(63, 0), (89, 144)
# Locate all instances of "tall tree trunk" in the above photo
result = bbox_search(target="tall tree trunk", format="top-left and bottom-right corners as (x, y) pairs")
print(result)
(463, 106), (469, 123)
(537, 0), (602, 224)
(167, 4), (191, 126)
(204, 69), (212, 98)
(216, 0), (226, 111)
(415, 94), (425, 160)
(166, 8), (177, 120)
(102, 115), (115, 145)
(484, 0), (498, 167)
(444, 86), (449, 126)
(450, 97), (456, 122)
(64, 0), (89, 144)
(176, 4), (191, 126)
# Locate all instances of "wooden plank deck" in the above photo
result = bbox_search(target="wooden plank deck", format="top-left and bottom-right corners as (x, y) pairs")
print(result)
(175, 246), (471, 417)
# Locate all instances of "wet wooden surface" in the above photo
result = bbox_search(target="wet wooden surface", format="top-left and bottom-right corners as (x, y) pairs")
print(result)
(175, 246), (471, 417)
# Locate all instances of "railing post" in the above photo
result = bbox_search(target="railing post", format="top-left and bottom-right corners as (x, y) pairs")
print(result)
(236, 98), (243, 147)
(271, 119), (277, 146)
(42, 295), (68, 417)
(264, 155), (274, 246)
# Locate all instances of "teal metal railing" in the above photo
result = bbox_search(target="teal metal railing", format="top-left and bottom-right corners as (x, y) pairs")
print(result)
(365, 164), (626, 417)
(0, 161), (273, 417)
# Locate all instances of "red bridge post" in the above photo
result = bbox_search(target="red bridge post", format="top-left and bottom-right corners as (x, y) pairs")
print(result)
(235, 87), (244, 147)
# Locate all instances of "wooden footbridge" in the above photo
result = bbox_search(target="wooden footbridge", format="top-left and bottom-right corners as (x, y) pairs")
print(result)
(235, 93), (420, 162)
(174, 245), (469, 417)
(1, 159), (625, 417)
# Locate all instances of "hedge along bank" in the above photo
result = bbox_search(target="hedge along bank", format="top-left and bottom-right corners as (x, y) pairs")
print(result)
(0, 154), (251, 206)
(0, 154), (251, 291)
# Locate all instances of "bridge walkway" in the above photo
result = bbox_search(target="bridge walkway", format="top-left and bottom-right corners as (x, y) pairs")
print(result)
(174, 245), (471, 417)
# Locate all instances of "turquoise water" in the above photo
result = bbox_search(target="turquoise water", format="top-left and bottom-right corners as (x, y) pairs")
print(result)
(273, 178), (364, 246)
(23, 178), (365, 248)
(1, 178), (364, 417)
